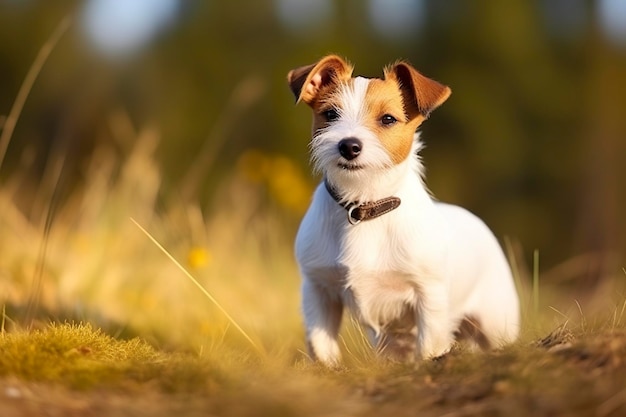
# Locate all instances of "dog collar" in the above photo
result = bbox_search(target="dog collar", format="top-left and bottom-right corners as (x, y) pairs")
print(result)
(324, 180), (401, 225)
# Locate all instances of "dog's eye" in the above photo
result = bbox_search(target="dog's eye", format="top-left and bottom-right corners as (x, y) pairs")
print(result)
(322, 109), (339, 122)
(381, 114), (397, 126)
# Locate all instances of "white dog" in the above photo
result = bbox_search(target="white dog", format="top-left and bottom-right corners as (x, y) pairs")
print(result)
(288, 55), (519, 366)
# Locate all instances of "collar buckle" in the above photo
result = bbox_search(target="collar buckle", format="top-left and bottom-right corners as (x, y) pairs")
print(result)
(346, 204), (362, 225)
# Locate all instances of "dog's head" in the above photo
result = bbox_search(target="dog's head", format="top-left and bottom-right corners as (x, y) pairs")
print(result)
(287, 55), (450, 197)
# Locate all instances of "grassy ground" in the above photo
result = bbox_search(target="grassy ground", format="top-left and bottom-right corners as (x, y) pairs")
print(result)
(1, 322), (626, 416)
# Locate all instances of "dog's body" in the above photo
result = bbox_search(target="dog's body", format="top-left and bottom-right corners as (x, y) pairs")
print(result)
(288, 55), (520, 366)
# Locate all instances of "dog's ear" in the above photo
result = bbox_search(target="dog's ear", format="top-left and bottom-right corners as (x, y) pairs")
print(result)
(386, 61), (451, 119)
(287, 55), (353, 105)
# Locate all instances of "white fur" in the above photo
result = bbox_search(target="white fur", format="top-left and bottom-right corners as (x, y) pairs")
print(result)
(295, 77), (520, 366)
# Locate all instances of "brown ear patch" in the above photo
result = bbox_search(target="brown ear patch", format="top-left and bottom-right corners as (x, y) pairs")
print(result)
(287, 55), (354, 105)
(385, 62), (451, 119)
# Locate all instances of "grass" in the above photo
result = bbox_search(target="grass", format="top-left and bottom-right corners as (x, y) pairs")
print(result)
(0, 322), (223, 393)
(1, 18), (626, 417)
(2, 320), (626, 416)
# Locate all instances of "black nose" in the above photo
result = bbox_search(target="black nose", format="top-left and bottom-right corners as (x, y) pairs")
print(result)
(338, 138), (362, 160)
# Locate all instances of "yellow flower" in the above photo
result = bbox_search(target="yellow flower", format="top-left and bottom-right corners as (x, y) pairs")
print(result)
(187, 247), (211, 269)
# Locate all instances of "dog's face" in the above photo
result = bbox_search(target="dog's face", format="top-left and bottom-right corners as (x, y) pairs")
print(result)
(287, 55), (451, 185)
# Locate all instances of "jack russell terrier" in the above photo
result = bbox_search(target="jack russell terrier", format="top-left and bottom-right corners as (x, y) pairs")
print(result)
(288, 55), (520, 366)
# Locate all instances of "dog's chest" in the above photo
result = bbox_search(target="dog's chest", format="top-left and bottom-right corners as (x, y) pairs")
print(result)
(339, 217), (448, 329)
(340, 216), (415, 273)
(297, 185), (447, 292)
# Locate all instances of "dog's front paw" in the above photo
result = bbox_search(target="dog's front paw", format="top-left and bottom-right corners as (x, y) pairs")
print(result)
(307, 329), (342, 367)
(419, 333), (454, 360)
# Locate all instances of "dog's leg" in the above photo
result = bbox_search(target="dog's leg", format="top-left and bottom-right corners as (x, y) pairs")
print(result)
(376, 306), (418, 362)
(455, 315), (491, 350)
(415, 283), (454, 359)
(302, 278), (343, 366)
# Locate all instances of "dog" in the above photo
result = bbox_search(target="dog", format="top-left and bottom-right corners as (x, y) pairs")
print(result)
(287, 55), (520, 366)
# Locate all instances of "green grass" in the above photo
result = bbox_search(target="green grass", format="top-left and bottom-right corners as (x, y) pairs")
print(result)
(0, 322), (223, 392)
(1, 321), (626, 416)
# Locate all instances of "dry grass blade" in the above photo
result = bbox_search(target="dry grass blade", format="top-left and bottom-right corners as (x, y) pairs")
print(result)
(597, 387), (626, 417)
(0, 16), (71, 173)
(533, 249), (540, 316)
(130, 217), (264, 356)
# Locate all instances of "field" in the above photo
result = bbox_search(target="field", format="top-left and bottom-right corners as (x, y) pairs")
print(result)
(1, 132), (626, 416)
(1, 21), (626, 416)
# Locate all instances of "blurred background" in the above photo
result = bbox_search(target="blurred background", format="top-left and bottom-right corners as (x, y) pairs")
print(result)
(0, 0), (625, 347)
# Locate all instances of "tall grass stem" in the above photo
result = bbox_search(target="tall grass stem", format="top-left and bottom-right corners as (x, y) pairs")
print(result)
(130, 218), (264, 355)
(0, 16), (71, 173)
(533, 249), (540, 317)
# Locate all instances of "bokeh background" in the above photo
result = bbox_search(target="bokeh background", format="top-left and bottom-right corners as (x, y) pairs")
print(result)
(0, 0), (625, 347)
